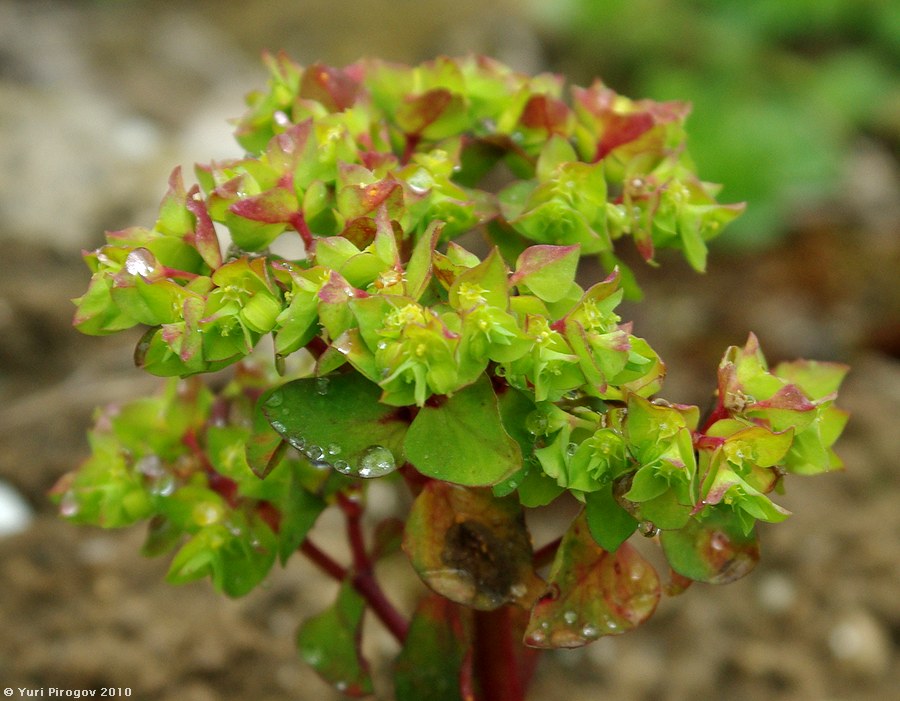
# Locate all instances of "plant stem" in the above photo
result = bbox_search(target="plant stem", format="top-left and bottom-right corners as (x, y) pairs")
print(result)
(300, 539), (347, 580)
(473, 606), (530, 701)
(299, 537), (410, 642)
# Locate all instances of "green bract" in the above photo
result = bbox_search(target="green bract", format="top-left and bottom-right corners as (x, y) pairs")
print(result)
(60, 54), (850, 698)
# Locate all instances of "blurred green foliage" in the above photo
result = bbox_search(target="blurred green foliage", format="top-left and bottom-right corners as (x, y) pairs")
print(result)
(527, 0), (900, 246)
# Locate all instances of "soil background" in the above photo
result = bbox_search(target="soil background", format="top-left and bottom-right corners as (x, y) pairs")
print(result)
(1, 2), (898, 700)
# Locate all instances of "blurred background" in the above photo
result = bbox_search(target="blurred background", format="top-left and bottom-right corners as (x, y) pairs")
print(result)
(0, 1), (897, 699)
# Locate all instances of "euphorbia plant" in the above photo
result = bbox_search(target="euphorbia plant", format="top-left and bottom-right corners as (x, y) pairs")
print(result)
(56, 54), (849, 700)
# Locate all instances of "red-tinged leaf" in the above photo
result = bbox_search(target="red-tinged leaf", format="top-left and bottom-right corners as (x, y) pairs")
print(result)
(299, 62), (361, 112)
(524, 511), (660, 648)
(184, 186), (222, 269)
(394, 594), (472, 701)
(519, 94), (571, 135)
(509, 244), (580, 303)
(296, 580), (374, 697)
(594, 111), (655, 161)
(396, 88), (454, 135)
(157, 167), (192, 236)
(341, 216), (379, 248)
(339, 179), (403, 220)
(245, 402), (288, 480)
(659, 509), (760, 584)
(229, 187), (297, 224)
(573, 83), (689, 161)
(403, 482), (544, 611)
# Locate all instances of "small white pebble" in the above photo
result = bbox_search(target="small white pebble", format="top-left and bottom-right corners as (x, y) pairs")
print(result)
(0, 480), (33, 537)
(828, 610), (891, 676)
(756, 571), (797, 614)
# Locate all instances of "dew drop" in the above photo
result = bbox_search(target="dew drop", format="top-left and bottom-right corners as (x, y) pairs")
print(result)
(528, 630), (545, 644)
(315, 377), (330, 395)
(564, 610), (578, 625)
(509, 583), (527, 599)
(59, 491), (79, 518)
(287, 435), (305, 451)
(354, 445), (397, 479)
(334, 681), (348, 693)
(124, 247), (157, 277)
(582, 623), (599, 638)
(638, 520), (659, 537)
(265, 390), (284, 408)
(605, 619), (619, 632)
(305, 445), (325, 462)
(149, 474), (176, 497)
(326, 444), (341, 456)
(136, 455), (165, 479)
(525, 410), (549, 436)
(566, 442), (578, 457)
(334, 460), (352, 474)
(270, 420), (287, 435)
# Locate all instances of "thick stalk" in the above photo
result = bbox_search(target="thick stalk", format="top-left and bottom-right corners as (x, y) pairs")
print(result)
(472, 606), (535, 701)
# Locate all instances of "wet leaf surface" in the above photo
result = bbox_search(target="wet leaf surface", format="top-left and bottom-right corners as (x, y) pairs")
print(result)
(262, 372), (409, 477)
(296, 580), (374, 697)
(525, 511), (659, 648)
(403, 482), (543, 610)
(660, 508), (760, 584)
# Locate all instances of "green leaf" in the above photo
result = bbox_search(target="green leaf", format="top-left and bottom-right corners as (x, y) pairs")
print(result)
(404, 375), (522, 486)
(524, 511), (659, 648)
(509, 244), (581, 303)
(659, 508), (760, 584)
(165, 515), (278, 597)
(296, 580), (374, 697)
(403, 482), (543, 610)
(263, 373), (409, 477)
(584, 483), (638, 552)
(394, 594), (471, 701)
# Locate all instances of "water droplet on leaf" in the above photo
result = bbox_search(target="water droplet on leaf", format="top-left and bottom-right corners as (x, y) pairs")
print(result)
(525, 410), (549, 436)
(354, 445), (397, 478)
(265, 390), (284, 408)
(124, 247), (156, 277)
(564, 610), (578, 625)
(149, 474), (176, 497)
(582, 623), (599, 638)
(638, 520), (659, 537)
(326, 443), (341, 456)
(136, 455), (165, 479)
(59, 491), (79, 518)
(315, 377), (330, 395)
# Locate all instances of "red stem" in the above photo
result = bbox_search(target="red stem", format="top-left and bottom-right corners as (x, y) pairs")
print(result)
(473, 607), (527, 701)
(699, 399), (730, 433)
(300, 539), (347, 580)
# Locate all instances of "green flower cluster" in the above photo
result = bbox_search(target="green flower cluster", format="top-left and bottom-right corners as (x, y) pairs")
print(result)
(74, 55), (742, 382)
(52, 370), (331, 597)
(528, 334), (848, 543)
